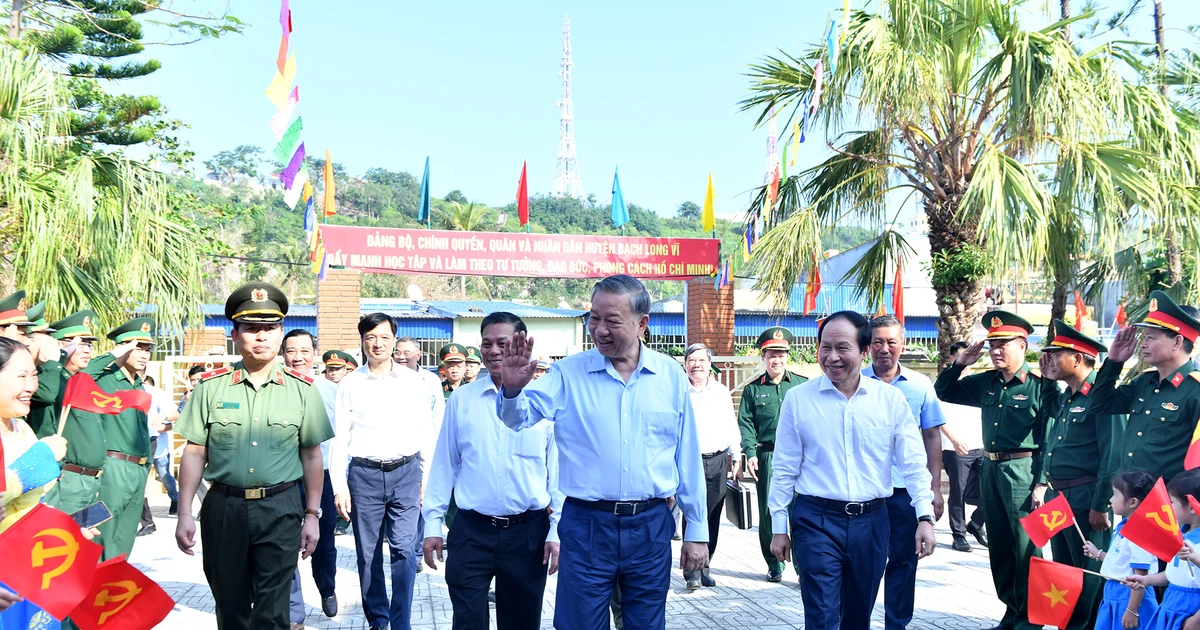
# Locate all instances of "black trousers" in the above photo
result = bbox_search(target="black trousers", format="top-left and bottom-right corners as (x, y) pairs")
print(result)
(445, 508), (550, 630)
(299, 470), (337, 597)
(943, 448), (985, 537)
(682, 451), (729, 579)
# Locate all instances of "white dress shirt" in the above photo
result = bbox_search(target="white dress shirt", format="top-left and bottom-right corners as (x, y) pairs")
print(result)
(689, 378), (742, 459)
(423, 377), (564, 542)
(768, 374), (934, 533)
(940, 400), (984, 451)
(144, 383), (174, 460)
(330, 361), (444, 495)
(314, 377), (338, 471)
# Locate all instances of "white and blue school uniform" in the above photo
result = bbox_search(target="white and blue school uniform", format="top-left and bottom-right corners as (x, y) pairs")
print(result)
(1096, 519), (1159, 630)
(1146, 527), (1200, 630)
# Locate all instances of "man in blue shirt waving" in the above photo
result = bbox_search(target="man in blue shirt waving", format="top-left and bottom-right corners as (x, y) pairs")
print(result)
(498, 274), (709, 630)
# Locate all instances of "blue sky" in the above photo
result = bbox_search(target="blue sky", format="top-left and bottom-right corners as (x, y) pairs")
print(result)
(129, 1), (1200, 219)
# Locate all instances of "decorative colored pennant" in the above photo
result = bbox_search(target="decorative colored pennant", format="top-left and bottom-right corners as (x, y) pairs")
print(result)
(284, 167), (308, 208)
(322, 150), (336, 218)
(828, 20), (839, 74)
(791, 120), (799, 164)
(810, 59), (824, 115)
(272, 116), (304, 163)
(280, 143), (306, 189)
(265, 54), (297, 108)
(269, 87), (299, 140)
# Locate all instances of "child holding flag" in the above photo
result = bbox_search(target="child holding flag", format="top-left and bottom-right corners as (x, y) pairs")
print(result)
(1084, 471), (1160, 629)
(1126, 470), (1200, 630)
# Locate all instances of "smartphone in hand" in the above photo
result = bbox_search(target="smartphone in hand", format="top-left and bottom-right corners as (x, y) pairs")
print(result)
(70, 501), (113, 529)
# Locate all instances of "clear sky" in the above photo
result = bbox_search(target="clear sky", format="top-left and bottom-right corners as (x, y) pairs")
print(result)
(129, 1), (1200, 219)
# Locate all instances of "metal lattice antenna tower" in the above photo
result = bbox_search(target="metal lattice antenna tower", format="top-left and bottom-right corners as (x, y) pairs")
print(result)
(551, 15), (585, 199)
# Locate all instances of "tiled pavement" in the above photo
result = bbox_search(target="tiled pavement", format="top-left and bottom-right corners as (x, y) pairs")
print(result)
(134, 491), (1009, 629)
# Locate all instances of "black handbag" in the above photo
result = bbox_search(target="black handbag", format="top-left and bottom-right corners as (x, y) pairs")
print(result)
(724, 480), (754, 530)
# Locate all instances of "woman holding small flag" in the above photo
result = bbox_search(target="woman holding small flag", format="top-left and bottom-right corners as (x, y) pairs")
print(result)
(1125, 470), (1200, 630)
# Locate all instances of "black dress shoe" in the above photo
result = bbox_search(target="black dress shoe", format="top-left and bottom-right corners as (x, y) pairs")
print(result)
(136, 523), (156, 537)
(321, 594), (337, 617)
(952, 535), (972, 552)
(700, 569), (716, 587)
(168, 500), (178, 516)
(767, 570), (783, 583)
(968, 522), (989, 548)
(416, 561), (423, 573)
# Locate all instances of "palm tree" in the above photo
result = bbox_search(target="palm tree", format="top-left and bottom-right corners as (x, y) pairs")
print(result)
(266, 236), (313, 304)
(741, 0), (1163, 360)
(0, 46), (205, 337)
(435, 201), (490, 298)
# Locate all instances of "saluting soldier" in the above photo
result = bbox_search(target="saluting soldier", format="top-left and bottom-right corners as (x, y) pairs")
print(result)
(737, 326), (807, 582)
(464, 345), (482, 383)
(91, 317), (156, 560)
(440, 343), (468, 398)
(934, 311), (1056, 630)
(174, 282), (334, 630)
(1091, 290), (1200, 482)
(28, 310), (100, 438)
(1035, 320), (1124, 630)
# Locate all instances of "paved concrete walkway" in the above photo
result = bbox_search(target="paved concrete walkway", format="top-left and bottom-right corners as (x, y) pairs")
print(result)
(132, 491), (1012, 629)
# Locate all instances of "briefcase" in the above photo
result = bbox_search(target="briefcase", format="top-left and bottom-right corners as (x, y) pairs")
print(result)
(724, 480), (754, 530)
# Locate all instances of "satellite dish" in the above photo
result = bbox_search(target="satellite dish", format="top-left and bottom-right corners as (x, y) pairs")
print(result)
(407, 284), (424, 301)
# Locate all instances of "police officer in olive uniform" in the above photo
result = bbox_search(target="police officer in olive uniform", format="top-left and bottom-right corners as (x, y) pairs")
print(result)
(175, 282), (334, 630)
(934, 311), (1056, 630)
(440, 343), (468, 398)
(738, 326), (807, 582)
(1035, 320), (1124, 630)
(28, 310), (100, 438)
(463, 345), (482, 383)
(92, 317), (157, 561)
(1092, 290), (1200, 482)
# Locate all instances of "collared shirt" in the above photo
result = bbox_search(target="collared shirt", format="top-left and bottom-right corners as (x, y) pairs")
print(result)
(863, 364), (946, 488)
(314, 377), (338, 471)
(689, 378), (741, 458)
(768, 374), (934, 533)
(1099, 519), (1158, 579)
(87, 353), (150, 459)
(144, 383), (175, 460)
(498, 345), (709, 543)
(330, 361), (444, 495)
(738, 370), (807, 458)
(1039, 369), (1124, 512)
(940, 400), (983, 451)
(423, 377), (563, 542)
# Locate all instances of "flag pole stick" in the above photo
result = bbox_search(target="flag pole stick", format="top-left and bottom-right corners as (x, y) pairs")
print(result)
(1073, 521), (1087, 543)
(55, 404), (73, 438)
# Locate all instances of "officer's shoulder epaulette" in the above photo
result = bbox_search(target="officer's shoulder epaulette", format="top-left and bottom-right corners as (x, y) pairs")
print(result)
(199, 366), (232, 382)
(1142, 367), (1158, 374)
(284, 367), (314, 385)
(1190, 372), (1200, 383)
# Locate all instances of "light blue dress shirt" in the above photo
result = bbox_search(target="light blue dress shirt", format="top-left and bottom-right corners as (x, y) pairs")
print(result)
(423, 377), (563, 542)
(314, 376), (338, 471)
(862, 364), (946, 488)
(498, 345), (709, 543)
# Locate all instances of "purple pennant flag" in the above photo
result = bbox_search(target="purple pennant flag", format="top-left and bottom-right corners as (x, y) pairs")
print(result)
(280, 0), (291, 38)
(280, 142), (306, 188)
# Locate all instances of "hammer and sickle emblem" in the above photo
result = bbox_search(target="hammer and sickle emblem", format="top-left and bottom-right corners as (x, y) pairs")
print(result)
(90, 391), (122, 410)
(31, 528), (79, 589)
(1040, 511), (1067, 531)
(94, 580), (141, 624)
(1147, 506), (1179, 533)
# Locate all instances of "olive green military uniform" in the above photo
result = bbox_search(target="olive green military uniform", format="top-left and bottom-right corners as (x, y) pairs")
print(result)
(737, 326), (807, 576)
(440, 342), (467, 399)
(93, 317), (156, 561)
(934, 311), (1055, 630)
(1090, 291), (1200, 482)
(176, 282), (334, 630)
(28, 310), (100, 438)
(1037, 321), (1124, 630)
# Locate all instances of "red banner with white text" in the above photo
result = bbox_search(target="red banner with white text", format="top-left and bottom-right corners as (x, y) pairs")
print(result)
(318, 225), (721, 279)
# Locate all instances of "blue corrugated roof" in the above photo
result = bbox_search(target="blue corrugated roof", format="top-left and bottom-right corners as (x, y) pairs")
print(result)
(201, 304), (317, 317)
(422, 300), (584, 319)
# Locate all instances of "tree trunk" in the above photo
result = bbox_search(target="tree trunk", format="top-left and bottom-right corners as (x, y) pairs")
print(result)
(924, 197), (982, 369)
(1050, 272), (1069, 324)
(1153, 0), (1183, 285)
(8, 0), (23, 40)
(1060, 0), (1070, 38)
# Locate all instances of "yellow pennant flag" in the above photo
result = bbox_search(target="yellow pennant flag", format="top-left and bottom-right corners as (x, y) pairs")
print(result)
(701, 173), (716, 232)
(265, 54), (297, 108)
(841, 0), (851, 44)
(791, 121), (799, 166)
(322, 150), (336, 218)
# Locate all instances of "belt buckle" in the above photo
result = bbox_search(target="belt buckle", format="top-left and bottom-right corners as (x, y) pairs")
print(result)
(613, 502), (637, 516)
(490, 516), (510, 528)
(244, 487), (264, 500)
(844, 502), (865, 516)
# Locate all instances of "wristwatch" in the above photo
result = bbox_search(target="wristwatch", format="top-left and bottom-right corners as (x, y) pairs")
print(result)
(305, 508), (321, 519)
(917, 515), (934, 525)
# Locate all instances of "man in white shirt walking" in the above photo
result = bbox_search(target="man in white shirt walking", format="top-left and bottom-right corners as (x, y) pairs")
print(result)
(422, 312), (563, 629)
(681, 343), (741, 591)
(769, 311), (937, 630)
(331, 313), (444, 630)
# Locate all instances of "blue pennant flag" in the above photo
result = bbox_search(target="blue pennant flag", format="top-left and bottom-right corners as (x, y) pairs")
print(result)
(828, 20), (839, 75)
(611, 167), (630, 228)
(418, 157), (431, 223)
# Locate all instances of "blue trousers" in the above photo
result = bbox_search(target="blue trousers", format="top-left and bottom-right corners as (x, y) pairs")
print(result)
(290, 470), (339, 622)
(555, 499), (673, 630)
(884, 489), (918, 630)
(153, 453), (178, 501)
(792, 496), (889, 630)
(348, 459), (421, 629)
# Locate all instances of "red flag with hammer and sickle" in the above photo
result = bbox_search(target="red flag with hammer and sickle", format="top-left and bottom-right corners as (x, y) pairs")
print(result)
(1123, 477), (1186, 562)
(1020, 493), (1076, 547)
(68, 555), (174, 630)
(62, 372), (152, 415)
(0, 503), (103, 619)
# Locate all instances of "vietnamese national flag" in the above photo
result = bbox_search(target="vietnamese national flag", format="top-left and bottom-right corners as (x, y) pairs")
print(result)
(1074, 291), (1088, 331)
(1020, 493), (1076, 547)
(1122, 477), (1186, 562)
(1115, 301), (1128, 329)
(0, 503), (103, 620)
(62, 373), (152, 415)
(803, 262), (821, 315)
(68, 555), (174, 630)
(1028, 557), (1083, 628)
(516, 161), (529, 227)
(892, 259), (905, 323)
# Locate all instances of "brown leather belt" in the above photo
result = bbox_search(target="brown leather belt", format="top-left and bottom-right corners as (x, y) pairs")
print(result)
(985, 450), (1034, 462)
(1049, 475), (1098, 491)
(106, 450), (148, 465)
(62, 463), (102, 477)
